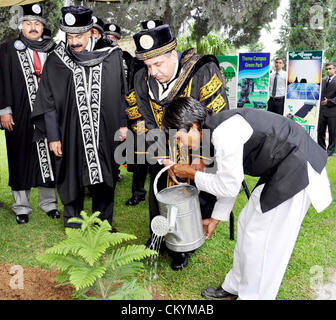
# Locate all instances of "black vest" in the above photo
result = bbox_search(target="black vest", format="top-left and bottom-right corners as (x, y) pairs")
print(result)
(204, 108), (328, 213)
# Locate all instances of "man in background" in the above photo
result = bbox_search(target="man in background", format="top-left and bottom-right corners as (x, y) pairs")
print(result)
(267, 57), (287, 115)
(317, 62), (336, 156)
(0, 2), (59, 224)
(91, 16), (105, 39)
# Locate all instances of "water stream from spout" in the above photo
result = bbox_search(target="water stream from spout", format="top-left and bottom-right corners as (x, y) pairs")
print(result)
(144, 225), (167, 296)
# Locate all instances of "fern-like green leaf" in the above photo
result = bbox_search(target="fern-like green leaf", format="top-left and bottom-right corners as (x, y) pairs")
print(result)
(45, 230), (90, 257)
(104, 232), (138, 247)
(104, 262), (144, 281)
(107, 279), (152, 300)
(37, 253), (86, 271)
(69, 265), (107, 291)
(77, 221), (113, 265)
(54, 270), (71, 284)
(107, 245), (156, 270)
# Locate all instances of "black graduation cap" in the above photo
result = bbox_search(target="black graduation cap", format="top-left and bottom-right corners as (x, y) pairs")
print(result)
(60, 6), (93, 34)
(92, 16), (105, 35)
(140, 20), (163, 30)
(19, 2), (46, 25)
(133, 24), (176, 60)
(103, 23), (121, 39)
(42, 27), (52, 39)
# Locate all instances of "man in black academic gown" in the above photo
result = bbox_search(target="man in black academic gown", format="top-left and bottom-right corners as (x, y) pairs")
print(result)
(0, 2), (59, 224)
(130, 22), (229, 270)
(104, 21), (149, 206)
(91, 16), (105, 40)
(32, 6), (128, 230)
(102, 22), (143, 186)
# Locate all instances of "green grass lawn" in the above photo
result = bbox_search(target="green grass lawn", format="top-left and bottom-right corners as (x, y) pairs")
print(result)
(0, 130), (335, 300)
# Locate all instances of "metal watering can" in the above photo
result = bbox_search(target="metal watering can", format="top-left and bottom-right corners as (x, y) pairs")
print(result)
(151, 165), (205, 252)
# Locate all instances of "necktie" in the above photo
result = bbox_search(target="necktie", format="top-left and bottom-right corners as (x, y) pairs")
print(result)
(326, 77), (331, 88)
(272, 72), (278, 97)
(33, 50), (42, 78)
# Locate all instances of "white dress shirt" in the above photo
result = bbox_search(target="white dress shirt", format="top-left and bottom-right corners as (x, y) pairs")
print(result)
(269, 69), (287, 98)
(326, 74), (335, 85)
(195, 115), (253, 221)
(27, 48), (48, 70)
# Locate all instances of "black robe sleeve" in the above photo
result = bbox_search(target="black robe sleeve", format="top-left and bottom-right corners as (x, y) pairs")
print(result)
(44, 110), (60, 142)
(189, 61), (229, 113)
(134, 68), (158, 131)
(32, 56), (57, 141)
(0, 42), (13, 110)
(0, 44), (5, 109)
(119, 51), (128, 128)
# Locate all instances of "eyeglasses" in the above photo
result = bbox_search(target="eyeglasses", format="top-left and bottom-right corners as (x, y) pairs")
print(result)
(326, 67), (335, 70)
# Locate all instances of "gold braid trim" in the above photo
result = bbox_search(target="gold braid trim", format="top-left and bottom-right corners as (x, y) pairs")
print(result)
(149, 99), (165, 130)
(180, 78), (193, 98)
(180, 48), (197, 65)
(167, 55), (201, 102)
(125, 90), (137, 107)
(206, 93), (226, 113)
(125, 105), (142, 120)
(220, 68), (228, 90)
(199, 73), (222, 102)
(152, 156), (170, 159)
(136, 39), (177, 60)
(131, 120), (148, 135)
(191, 154), (213, 161)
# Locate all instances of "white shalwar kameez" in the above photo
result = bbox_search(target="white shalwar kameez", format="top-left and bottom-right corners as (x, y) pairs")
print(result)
(195, 114), (332, 300)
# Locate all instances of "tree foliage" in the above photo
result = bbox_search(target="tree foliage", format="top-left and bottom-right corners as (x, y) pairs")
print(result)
(176, 23), (236, 56)
(70, 0), (281, 48)
(274, 9), (290, 64)
(0, 0), (63, 44)
(324, 1), (336, 64)
(288, 0), (331, 51)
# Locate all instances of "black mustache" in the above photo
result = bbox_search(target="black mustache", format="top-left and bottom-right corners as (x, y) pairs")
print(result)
(29, 30), (38, 33)
(71, 44), (82, 48)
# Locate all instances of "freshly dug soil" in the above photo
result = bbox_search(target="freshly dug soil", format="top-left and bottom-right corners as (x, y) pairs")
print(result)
(0, 262), (171, 300)
(0, 262), (74, 300)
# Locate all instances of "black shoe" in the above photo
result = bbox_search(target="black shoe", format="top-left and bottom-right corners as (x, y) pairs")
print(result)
(64, 217), (82, 229)
(201, 286), (238, 300)
(109, 226), (118, 233)
(16, 214), (29, 224)
(47, 209), (61, 219)
(125, 195), (145, 206)
(171, 252), (188, 271)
